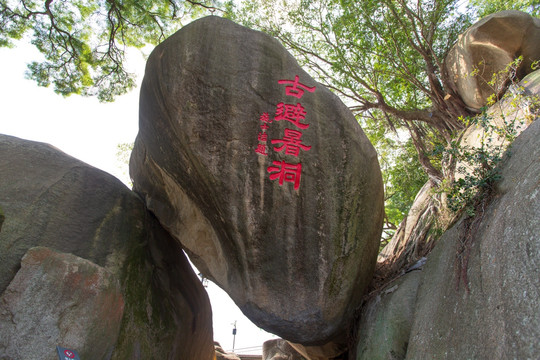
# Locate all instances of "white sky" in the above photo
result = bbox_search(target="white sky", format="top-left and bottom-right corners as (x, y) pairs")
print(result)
(0, 41), (276, 355)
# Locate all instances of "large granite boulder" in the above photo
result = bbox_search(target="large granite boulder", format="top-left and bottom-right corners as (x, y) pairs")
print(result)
(130, 16), (384, 346)
(445, 10), (540, 110)
(0, 134), (214, 359)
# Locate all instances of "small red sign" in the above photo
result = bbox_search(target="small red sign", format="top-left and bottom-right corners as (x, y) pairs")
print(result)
(56, 346), (80, 360)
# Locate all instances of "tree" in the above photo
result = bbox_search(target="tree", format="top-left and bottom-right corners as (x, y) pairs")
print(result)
(230, 0), (476, 185)
(0, 0), (225, 101)
(361, 117), (429, 243)
(229, 0), (538, 237)
(384, 139), (429, 241)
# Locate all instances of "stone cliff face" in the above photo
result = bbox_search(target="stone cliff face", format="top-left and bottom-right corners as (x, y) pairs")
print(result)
(355, 91), (540, 360)
(130, 15), (384, 350)
(408, 118), (540, 359)
(0, 134), (214, 360)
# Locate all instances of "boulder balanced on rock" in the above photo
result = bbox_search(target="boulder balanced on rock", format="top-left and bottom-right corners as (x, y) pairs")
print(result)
(445, 10), (540, 110)
(130, 16), (384, 346)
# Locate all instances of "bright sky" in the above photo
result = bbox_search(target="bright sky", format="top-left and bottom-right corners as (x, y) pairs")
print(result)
(0, 41), (276, 355)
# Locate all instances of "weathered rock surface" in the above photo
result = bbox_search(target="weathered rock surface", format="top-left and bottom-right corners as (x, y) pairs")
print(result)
(459, 69), (540, 152)
(445, 10), (540, 110)
(263, 339), (304, 360)
(405, 118), (540, 360)
(0, 247), (124, 360)
(355, 272), (422, 360)
(0, 134), (214, 359)
(355, 118), (540, 359)
(130, 16), (384, 346)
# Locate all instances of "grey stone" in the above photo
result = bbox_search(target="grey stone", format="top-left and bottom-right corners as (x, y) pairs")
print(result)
(355, 272), (422, 360)
(405, 119), (540, 359)
(130, 16), (384, 345)
(0, 247), (124, 360)
(359, 73), (539, 359)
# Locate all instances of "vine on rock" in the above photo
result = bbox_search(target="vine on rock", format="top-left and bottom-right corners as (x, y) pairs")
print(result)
(434, 57), (539, 291)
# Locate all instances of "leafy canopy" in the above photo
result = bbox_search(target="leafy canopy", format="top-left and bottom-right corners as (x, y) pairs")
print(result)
(0, 0), (224, 101)
(230, 0), (476, 186)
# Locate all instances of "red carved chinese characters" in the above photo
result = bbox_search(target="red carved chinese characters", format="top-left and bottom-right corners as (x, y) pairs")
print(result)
(267, 161), (302, 190)
(274, 102), (309, 129)
(278, 75), (316, 99)
(258, 133), (268, 142)
(271, 128), (311, 157)
(264, 75), (316, 191)
(252, 76), (316, 189)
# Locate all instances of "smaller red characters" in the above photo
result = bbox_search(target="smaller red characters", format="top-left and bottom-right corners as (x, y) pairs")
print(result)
(267, 160), (302, 190)
(259, 112), (271, 123)
(255, 143), (268, 156)
(258, 132), (268, 142)
(278, 75), (316, 99)
(255, 112), (271, 156)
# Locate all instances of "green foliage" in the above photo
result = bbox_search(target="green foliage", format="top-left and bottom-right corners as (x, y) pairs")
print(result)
(468, 0), (540, 17)
(385, 140), (429, 224)
(0, 0), (224, 101)
(442, 112), (509, 214)
(116, 142), (134, 187)
(230, 0), (472, 136)
(116, 142), (133, 167)
(365, 122), (428, 241)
